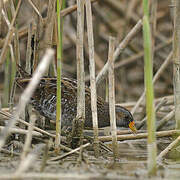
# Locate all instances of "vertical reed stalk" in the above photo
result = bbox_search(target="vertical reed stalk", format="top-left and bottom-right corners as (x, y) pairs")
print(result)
(56, 0), (63, 151)
(71, 0), (85, 147)
(0, 1), (2, 35)
(143, 0), (157, 176)
(3, 2), (16, 108)
(20, 114), (36, 161)
(173, 0), (180, 130)
(9, 44), (16, 111)
(105, 78), (108, 102)
(43, 0), (56, 76)
(76, 0), (85, 119)
(108, 36), (118, 160)
(26, 23), (33, 74)
(85, 0), (99, 157)
(3, 50), (10, 107)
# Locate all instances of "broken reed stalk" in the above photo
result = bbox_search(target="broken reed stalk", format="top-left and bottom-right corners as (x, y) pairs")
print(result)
(131, 51), (173, 115)
(0, 110), (55, 138)
(157, 135), (180, 160)
(55, 0), (63, 151)
(48, 143), (90, 162)
(1, 110), (73, 153)
(108, 36), (118, 159)
(143, 0), (157, 176)
(27, 0), (43, 20)
(156, 110), (175, 131)
(96, 19), (142, 86)
(0, 49), (54, 149)
(173, 0), (180, 130)
(71, 0), (85, 147)
(85, 0), (99, 157)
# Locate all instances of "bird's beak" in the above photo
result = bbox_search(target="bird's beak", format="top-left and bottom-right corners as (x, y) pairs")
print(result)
(129, 121), (137, 134)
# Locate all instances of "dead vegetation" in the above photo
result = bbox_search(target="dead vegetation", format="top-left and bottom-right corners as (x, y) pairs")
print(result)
(0, 0), (179, 179)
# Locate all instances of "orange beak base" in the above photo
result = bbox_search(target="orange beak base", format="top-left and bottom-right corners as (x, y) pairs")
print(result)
(129, 121), (137, 134)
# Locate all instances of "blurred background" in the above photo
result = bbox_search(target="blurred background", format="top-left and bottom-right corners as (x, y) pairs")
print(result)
(0, 0), (173, 111)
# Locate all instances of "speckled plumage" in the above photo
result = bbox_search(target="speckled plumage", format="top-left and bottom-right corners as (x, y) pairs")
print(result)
(16, 77), (135, 130)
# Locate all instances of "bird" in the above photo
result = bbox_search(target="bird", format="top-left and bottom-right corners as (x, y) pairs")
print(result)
(16, 70), (137, 133)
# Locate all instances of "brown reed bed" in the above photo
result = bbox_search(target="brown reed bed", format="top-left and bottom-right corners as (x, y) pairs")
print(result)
(0, 0), (179, 179)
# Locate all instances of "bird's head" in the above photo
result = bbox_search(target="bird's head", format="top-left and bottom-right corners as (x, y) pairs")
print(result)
(115, 105), (137, 134)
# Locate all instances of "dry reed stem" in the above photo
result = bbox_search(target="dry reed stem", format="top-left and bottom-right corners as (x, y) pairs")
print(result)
(156, 110), (175, 131)
(74, 0), (85, 145)
(98, 130), (180, 142)
(43, 0), (56, 76)
(61, 0), (99, 17)
(85, 0), (99, 157)
(0, 0), (99, 49)
(43, 0), (56, 62)
(0, 126), (42, 137)
(115, 38), (172, 69)
(96, 19), (142, 86)
(117, 95), (174, 110)
(25, 23), (34, 73)
(14, 28), (20, 64)
(0, 49), (54, 149)
(173, 0), (180, 129)
(0, 110), (56, 138)
(14, 144), (45, 176)
(93, 4), (117, 34)
(40, 142), (49, 172)
(0, 148), (20, 156)
(0, 172), (110, 180)
(137, 97), (168, 130)
(27, 0), (43, 20)
(157, 135), (180, 160)
(117, 130), (146, 135)
(103, 0), (139, 23)
(14, 154), (36, 176)
(0, 1), (2, 33)
(108, 36), (118, 159)
(64, 28), (104, 71)
(0, 0), (21, 67)
(131, 51), (173, 115)
(48, 143), (90, 162)
(9, 43), (16, 111)
(20, 114), (37, 160)
(2, 8), (10, 26)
